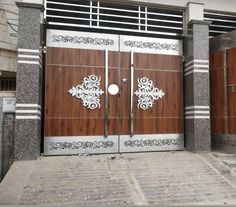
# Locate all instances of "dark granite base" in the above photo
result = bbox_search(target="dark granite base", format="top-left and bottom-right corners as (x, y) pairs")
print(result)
(14, 119), (41, 160)
(185, 119), (211, 152)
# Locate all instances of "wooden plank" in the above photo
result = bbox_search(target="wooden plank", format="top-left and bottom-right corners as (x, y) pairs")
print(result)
(210, 52), (225, 135)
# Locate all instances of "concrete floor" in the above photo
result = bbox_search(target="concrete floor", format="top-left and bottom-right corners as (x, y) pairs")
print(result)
(0, 151), (236, 205)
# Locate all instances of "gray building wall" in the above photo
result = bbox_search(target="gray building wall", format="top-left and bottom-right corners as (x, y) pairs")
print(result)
(0, 92), (15, 181)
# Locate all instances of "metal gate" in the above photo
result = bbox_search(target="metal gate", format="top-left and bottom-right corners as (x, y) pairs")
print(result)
(44, 29), (184, 155)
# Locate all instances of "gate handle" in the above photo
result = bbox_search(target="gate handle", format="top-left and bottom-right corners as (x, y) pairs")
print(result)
(105, 49), (108, 138)
(130, 51), (134, 137)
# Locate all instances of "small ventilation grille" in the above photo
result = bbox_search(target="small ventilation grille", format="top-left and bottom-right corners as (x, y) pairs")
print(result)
(45, 0), (183, 38)
(204, 11), (236, 37)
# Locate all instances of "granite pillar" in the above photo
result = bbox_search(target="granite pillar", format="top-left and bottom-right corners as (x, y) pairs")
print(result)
(184, 3), (211, 152)
(14, 1), (44, 160)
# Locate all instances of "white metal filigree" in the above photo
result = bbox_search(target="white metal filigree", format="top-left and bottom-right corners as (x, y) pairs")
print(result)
(68, 74), (104, 110)
(134, 77), (165, 110)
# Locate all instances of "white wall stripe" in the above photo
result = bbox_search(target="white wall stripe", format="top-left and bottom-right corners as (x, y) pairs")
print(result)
(185, 111), (210, 115)
(16, 110), (41, 115)
(18, 48), (40, 53)
(184, 59), (209, 67)
(16, 116), (41, 120)
(18, 55), (41, 59)
(185, 116), (210, 119)
(185, 106), (209, 110)
(184, 64), (209, 73)
(184, 70), (209, 76)
(18, 60), (41, 65)
(16, 104), (41, 108)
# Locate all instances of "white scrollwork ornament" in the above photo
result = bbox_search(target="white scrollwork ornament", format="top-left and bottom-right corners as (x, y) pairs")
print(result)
(68, 74), (104, 110)
(134, 77), (165, 110)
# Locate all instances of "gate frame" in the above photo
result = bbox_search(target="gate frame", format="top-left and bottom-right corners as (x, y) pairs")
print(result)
(14, 0), (211, 160)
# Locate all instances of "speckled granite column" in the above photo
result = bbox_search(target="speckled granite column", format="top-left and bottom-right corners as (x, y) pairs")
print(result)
(184, 20), (211, 152)
(15, 1), (44, 160)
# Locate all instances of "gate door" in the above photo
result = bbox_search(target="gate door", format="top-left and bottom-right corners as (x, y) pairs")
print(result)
(44, 30), (184, 155)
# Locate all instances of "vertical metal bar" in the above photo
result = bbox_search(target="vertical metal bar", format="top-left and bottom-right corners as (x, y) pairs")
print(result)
(105, 48), (109, 138)
(130, 51), (134, 137)
(97, 1), (100, 27)
(138, 6), (141, 31)
(145, 7), (148, 31)
(224, 49), (228, 136)
(90, 1), (92, 26)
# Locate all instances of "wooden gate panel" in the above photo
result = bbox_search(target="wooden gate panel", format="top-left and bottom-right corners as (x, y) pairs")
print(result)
(133, 53), (183, 134)
(210, 51), (225, 135)
(227, 48), (236, 134)
(46, 48), (105, 66)
(45, 48), (106, 137)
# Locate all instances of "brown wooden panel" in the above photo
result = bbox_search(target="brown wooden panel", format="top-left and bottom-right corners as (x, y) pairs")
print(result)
(227, 66), (236, 85)
(228, 117), (236, 134)
(134, 118), (183, 134)
(210, 51), (225, 135)
(45, 66), (105, 118)
(210, 52), (224, 70)
(227, 48), (236, 135)
(133, 71), (183, 118)
(134, 53), (182, 71)
(227, 48), (236, 67)
(119, 118), (130, 135)
(46, 48), (105, 66)
(44, 118), (105, 136)
(45, 48), (107, 137)
(132, 53), (183, 135)
(120, 52), (130, 69)
(228, 87), (236, 134)
(211, 117), (225, 135)
(109, 51), (119, 68)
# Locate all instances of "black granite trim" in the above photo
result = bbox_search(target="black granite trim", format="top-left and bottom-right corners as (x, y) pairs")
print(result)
(16, 2), (44, 11)
(188, 20), (212, 26)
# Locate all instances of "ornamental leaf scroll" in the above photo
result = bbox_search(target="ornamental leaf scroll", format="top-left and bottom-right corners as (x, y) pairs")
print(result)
(68, 74), (104, 110)
(134, 77), (165, 110)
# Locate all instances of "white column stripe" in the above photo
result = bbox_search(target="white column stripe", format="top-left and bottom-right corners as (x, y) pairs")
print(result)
(184, 59), (209, 67)
(16, 116), (41, 120)
(185, 106), (209, 110)
(16, 110), (41, 114)
(18, 60), (41, 65)
(18, 55), (41, 59)
(184, 70), (209, 76)
(18, 48), (40, 53)
(185, 111), (210, 115)
(16, 104), (41, 108)
(185, 116), (210, 119)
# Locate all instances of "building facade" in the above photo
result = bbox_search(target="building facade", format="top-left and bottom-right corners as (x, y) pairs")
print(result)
(13, 0), (236, 160)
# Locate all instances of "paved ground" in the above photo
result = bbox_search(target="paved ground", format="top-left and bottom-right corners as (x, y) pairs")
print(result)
(1, 151), (236, 205)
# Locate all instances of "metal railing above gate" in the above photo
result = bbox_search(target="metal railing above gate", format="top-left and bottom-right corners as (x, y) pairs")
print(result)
(45, 0), (183, 38)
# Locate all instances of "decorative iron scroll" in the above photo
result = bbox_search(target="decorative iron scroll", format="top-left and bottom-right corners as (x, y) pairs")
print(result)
(68, 74), (104, 110)
(50, 141), (114, 150)
(124, 139), (178, 147)
(134, 77), (165, 110)
(124, 40), (180, 51)
(52, 35), (114, 46)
